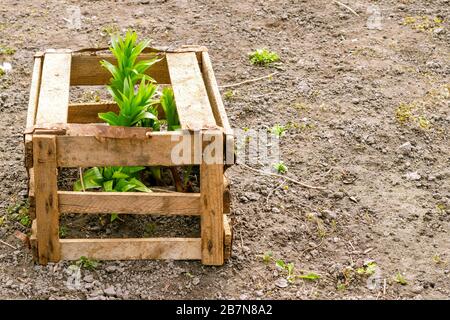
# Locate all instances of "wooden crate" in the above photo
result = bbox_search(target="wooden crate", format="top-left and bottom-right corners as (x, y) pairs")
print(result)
(24, 46), (234, 265)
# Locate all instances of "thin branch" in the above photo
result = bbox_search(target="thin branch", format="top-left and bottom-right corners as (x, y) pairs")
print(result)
(333, 0), (359, 16)
(219, 72), (278, 89)
(266, 178), (287, 204)
(0, 239), (17, 250)
(239, 163), (326, 190)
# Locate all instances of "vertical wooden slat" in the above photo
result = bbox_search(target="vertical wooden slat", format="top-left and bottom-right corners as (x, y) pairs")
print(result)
(200, 131), (224, 265)
(33, 135), (60, 264)
(35, 52), (71, 125)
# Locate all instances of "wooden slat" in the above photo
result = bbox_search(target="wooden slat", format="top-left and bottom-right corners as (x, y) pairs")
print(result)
(201, 52), (235, 165)
(58, 191), (200, 215)
(24, 55), (44, 169)
(200, 131), (224, 265)
(35, 53), (71, 125)
(68, 102), (166, 124)
(33, 135), (60, 264)
(60, 238), (201, 260)
(70, 54), (171, 85)
(56, 130), (199, 167)
(223, 215), (232, 260)
(223, 175), (231, 214)
(30, 219), (38, 262)
(201, 52), (232, 134)
(166, 52), (216, 130)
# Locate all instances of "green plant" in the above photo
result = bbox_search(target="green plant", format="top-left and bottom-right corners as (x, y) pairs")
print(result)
(0, 46), (16, 55)
(273, 161), (287, 174)
(98, 31), (160, 128)
(76, 256), (98, 270)
(74, 166), (151, 192)
(270, 124), (286, 137)
(224, 90), (234, 100)
(7, 201), (31, 227)
(356, 261), (377, 276)
(262, 251), (273, 263)
(394, 272), (408, 285)
(249, 49), (280, 66)
(160, 87), (180, 131)
(144, 222), (156, 236)
(275, 259), (320, 283)
(59, 225), (68, 238)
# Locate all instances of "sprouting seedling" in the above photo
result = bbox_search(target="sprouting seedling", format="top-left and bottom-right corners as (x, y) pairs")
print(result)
(273, 161), (288, 174)
(249, 49), (280, 66)
(59, 225), (68, 238)
(75, 256), (98, 270)
(394, 272), (408, 285)
(276, 259), (320, 283)
(262, 251), (273, 263)
(270, 124), (286, 137)
(356, 261), (377, 276)
(224, 90), (234, 100)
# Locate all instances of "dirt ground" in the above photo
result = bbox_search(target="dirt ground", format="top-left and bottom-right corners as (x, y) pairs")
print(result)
(0, 0), (449, 300)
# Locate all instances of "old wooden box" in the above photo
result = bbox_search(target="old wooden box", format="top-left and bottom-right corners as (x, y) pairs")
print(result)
(24, 46), (233, 265)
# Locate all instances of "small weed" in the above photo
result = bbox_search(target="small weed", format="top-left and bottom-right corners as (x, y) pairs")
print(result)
(275, 259), (320, 283)
(0, 68), (4, 77)
(262, 251), (273, 263)
(76, 256), (98, 270)
(356, 261), (377, 276)
(144, 222), (156, 236)
(394, 272), (408, 285)
(223, 90), (234, 100)
(100, 24), (120, 36)
(0, 46), (16, 55)
(59, 225), (68, 238)
(0, 216), (5, 226)
(273, 161), (287, 174)
(417, 116), (430, 129)
(249, 49), (280, 66)
(396, 103), (413, 123)
(436, 203), (447, 214)
(270, 124), (286, 137)
(336, 282), (347, 291)
(402, 15), (444, 33)
(7, 201), (31, 227)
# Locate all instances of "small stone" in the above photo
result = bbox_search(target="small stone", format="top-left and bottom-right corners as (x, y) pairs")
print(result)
(433, 27), (444, 35)
(349, 196), (358, 203)
(405, 171), (421, 181)
(83, 275), (94, 283)
(275, 278), (289, 288)
(240, 294), (248, 300)
(256, 290), (264, 297)
(192, 277), (200, 285)
(397, 142), (413, 156)
(105, 266), (117, 273)
(272, 207), (281, 213)
(411, 285), (423, 294)
(323, 210), (337, 220)
(351, 98), (360, 104)
(103, 286), (116, 297)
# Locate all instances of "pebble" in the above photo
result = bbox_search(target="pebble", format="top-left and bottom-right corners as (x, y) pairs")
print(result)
(397, 142), (413, 156)
(411, 285), (423, 294)
(83, 275), (94, 283)
(192, 277), (200, 285)
(275, 278), (289, 288)
(405, 171), (421, 181)
(103, 286), (116, 297)
(272, 207), (281, 213)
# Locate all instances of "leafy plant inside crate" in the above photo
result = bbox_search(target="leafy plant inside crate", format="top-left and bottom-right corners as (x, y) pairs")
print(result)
(74, 166), (151, 192)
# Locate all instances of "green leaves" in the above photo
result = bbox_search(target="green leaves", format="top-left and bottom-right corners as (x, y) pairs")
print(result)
(249, 49), (280, 66)
(160, 87), (180, 131)
(74, 166), (151, 193)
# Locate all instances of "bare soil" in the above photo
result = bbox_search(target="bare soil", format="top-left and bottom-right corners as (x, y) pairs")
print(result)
(0, 0), (449, 300)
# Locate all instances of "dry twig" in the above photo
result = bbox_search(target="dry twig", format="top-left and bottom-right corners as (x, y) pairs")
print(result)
(333, 0), (359, 16)
(0, 239), (17, 250)
(219, 72), (278, 89)
(239, 164), (326, 190)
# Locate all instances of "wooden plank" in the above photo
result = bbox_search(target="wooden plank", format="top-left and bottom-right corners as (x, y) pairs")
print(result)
(201, 52), (235, 165)
(35, 53), (71, 125)
(33, 135), (60, 264)
(201, 52), (232, 134)
(56, 130), (198, 167)
(68, 102), (166, 123)
(200, 131), (224, 265)
(223, 215), (232, 261)
(70, 53), (171, 85)
(60, 238), (201, 260)
(166, 52), (217, 130)
(24, 55), (44, 169)
(58, 191), (200, 215)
